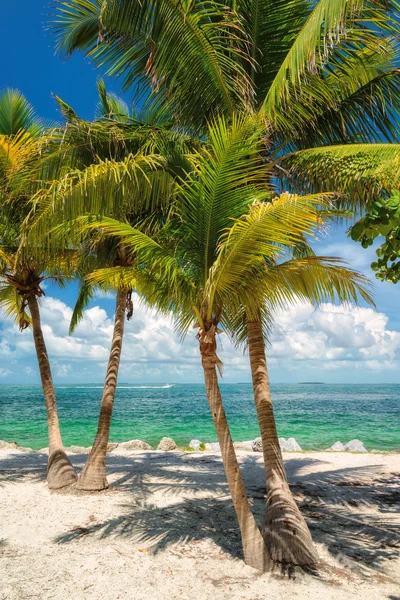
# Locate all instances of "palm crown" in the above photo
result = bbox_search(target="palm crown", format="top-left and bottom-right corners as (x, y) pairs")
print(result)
(53, 0), (400, 206)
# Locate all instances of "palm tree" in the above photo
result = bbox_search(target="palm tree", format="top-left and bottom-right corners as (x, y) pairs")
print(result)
(26, 84), (194, 490)
(0, 90), (77, 488)
(74, 114), (372, 569)
(226, 253), (372, 565)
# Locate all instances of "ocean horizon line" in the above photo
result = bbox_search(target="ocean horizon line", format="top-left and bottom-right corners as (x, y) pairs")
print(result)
(1, 381), (400, 387)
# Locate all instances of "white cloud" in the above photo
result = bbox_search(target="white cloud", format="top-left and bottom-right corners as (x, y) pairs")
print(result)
(55, 363), (72, 377)
(267, 302), (400, 372)
(0, 291), (399, 382)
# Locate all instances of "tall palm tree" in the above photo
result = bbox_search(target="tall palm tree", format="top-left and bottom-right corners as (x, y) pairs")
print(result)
(0, 91), (77, 488)
(26, 84), (194, 490)
(225, 251), (372, 564)
(74, 114), (372, 569)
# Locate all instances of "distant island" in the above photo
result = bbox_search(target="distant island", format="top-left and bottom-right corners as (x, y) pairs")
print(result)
(298, 382), (326, 384)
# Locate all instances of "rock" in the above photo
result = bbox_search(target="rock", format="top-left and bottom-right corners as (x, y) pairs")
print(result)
(344, 439), (368, 453)
(279, 437), (302, 452)
(233, 441), (252, 451)
(204, 442), (221, 452)
(36, 447), (49, 454)
(327, 441), (345, 451)
(252, 437), (263, 452)
(107, 443), (119, 453)
(189, 439), (202, 451)
(157, 437), (177, 451)
(118, 440), (152, 451)
(0, 440), (19, 450)
(67, 445), (91, 454)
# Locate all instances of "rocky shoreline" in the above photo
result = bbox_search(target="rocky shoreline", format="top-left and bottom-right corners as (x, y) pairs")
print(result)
(0, 437), (394, 454)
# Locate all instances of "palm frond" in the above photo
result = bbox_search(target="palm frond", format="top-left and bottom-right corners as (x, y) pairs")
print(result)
(69, 279), (95, 333)
(52, 0), (253, 130)
(280, 144), (400, 207)
(262, 0), (400, 125)
(0, 282), (31, 327)
(27, 152), (171, 245)
(0, 89), (41, 136)
(206, 192), (331, 312)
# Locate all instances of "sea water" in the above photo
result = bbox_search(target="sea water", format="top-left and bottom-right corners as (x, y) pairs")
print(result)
(0, 383), (399, 451)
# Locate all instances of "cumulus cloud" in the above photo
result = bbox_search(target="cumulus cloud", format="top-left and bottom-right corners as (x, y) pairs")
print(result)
(0, 368), (12, 378)
(0, 291), (399, 382)
(268, 302), (400, 372)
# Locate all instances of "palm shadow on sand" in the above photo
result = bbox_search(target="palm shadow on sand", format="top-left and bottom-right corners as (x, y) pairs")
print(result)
(40, 451), (400, 576)
(0, 450), (398, 575)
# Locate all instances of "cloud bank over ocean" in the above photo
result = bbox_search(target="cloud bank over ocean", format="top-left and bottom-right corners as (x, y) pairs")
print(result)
(1, 291), (399, 384)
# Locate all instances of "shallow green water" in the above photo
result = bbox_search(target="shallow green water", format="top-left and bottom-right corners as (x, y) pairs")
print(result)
(0, 383), (399, 451)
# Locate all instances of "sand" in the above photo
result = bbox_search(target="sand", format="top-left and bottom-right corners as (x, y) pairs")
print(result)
(0, 448), (399, 600)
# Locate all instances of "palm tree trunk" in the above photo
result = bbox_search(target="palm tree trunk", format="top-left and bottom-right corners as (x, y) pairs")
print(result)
(75, 290), (127, 491)
(247, 317), (318, 567)
(199, 325), (269, 572)
(27, 294), (77, 489)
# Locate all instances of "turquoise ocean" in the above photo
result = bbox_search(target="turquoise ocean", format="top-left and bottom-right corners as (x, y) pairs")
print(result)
(0, 383), (399, 451)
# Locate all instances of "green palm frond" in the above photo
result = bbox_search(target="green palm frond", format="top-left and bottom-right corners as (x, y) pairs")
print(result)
(272, 40), (400, 141)
(0, 89), (41, 136)
(177, 113), (273, 281)
(225, 255), (373, 345)
(69, 279), (95, 333)
(0, 282), (31, 327)
(262, 0), (399, 122)
(27, 152), (171, 244)
(289, 67), (400, 147)
(232, 0), (311, 104)
(96, 78), (130, 120)
(52, 0), (253, 130)
(280, 144), (400, 206)
(86, 265), (137, 290)
(262, 255), (373, 308)
(52, 0), (104, 57)
(206, 192), (331, 314)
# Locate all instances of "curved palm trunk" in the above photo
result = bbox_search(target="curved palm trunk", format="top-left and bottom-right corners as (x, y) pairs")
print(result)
(76, 290), (127, 491)
(27, 294), (77, 489)
(247, 317), (318, 567)
(199, 325), (269, 572)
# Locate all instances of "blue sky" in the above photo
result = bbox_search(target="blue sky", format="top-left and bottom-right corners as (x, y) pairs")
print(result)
(1, 1), (400, 384)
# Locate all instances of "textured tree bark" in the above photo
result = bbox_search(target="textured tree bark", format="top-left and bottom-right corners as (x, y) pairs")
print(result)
(75, 290), (127, 491)
(27, 294), (77, 489)
(199, 325), (269, 572)
(247, 317), (318, 567)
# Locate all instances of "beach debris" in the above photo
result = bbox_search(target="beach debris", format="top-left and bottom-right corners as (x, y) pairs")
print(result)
(327, 441), (346, 451)
(252, 437), (263, 452)
(279, 437), (302, 452)
(189, 439), (202, 451)
(203, 442), (213, 450)
(118, 440), (152, 451)
(344, 439), (368, 453)
(157, 437), (178, 451)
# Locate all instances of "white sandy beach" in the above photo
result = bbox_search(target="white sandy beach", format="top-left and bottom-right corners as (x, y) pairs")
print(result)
(0, 448), (399, 600)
